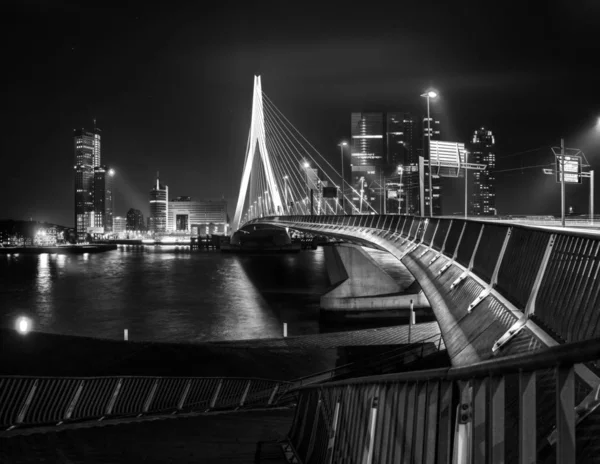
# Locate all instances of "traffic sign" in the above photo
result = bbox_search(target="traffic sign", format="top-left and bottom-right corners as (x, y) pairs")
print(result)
(556, 155), (581, 184)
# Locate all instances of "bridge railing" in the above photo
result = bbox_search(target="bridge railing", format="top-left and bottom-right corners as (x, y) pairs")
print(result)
(0, 375), (290, 431)
(285, 337), (600, 464)
(258, 214), (600, 348)
(289, 333), (445, 390)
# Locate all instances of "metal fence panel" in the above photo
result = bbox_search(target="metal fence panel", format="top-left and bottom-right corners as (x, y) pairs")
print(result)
(443, 220), (465, 258)
(537, 235), (600, 343)
(432, 219), (451, 252)
(422, 219), (438, 246)
(472, 224), (509, 284)
(23, 378), (80, 425)
(455, 222), (483, 268)
(496, 227), (550, 309)
(0, 377), (37, 427)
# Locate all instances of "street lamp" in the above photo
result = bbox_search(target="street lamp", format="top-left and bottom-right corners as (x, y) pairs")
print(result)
(264, 190), (270, 216)
(303, 161), (311, 215)
(338, 142), (348, 215)
(464, 150), (469, 219)
(420, 89), (439, 217)
(283, 175), (289, 214)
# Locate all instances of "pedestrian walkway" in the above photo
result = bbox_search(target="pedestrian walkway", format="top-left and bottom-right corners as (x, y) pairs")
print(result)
(206, 320), (442, 349)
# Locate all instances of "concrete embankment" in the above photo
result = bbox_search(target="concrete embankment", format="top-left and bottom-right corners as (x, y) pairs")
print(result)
(320, 244), (430, 319)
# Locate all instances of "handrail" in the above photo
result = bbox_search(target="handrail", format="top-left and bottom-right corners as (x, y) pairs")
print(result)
(292, 336), (600, 391)
(286, 338), (600, 464)
(0, 375), (292, 432)
(289, 333), (444, 388)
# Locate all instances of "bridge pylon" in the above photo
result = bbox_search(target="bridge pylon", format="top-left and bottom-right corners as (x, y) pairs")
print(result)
(232, 76), (283, 232)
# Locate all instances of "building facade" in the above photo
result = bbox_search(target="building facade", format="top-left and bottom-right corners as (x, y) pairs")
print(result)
(166, 197), (228, 234)
(113, 216), (126, 234)
(126, 208), (145, 231)
(469, 127), (496, 215)
(73, 127), (101, 240)
(350, 112), (385, 213)
(93, 165), (114, 232)
(149, 175), (168, 233)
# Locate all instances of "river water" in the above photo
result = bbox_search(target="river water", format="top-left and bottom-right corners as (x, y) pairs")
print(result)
(0, 246), (335, 342)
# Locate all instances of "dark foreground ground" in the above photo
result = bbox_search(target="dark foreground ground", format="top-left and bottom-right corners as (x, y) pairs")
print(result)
(0, 322), (442, 380)
(0, 408), (293, 464)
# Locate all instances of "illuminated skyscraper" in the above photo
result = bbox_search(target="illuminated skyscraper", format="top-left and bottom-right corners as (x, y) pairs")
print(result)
(126, 208), (145, 231)
(470, 128), (496, 215)
(386, 113), (421, 214)
(73, 124), (101, 240)
(93, 165), (114, 232)
(350, 112), (385, 213)
(149, 174), (168, 233)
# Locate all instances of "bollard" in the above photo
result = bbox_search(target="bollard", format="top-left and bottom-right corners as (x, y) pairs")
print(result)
(283, 323), (288, 338)
(124, 329), (128, 341)
(410, 299), (416, 325)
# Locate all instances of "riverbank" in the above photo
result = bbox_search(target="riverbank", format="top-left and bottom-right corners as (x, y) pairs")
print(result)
(0, 322), (442, 381)
(0, 244), (117, 254)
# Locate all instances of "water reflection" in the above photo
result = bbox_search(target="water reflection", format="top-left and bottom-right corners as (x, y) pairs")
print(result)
(0, 248), (329, 342)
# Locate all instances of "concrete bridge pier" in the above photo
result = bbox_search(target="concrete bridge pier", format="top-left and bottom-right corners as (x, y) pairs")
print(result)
(320, 244), (430, 319)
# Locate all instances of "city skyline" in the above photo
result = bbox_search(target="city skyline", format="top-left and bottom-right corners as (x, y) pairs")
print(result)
(3, 2), (600, 226)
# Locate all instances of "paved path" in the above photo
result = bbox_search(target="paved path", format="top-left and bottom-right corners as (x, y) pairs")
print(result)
(0, 409), (293, 463)
(207, 321), (442, 349)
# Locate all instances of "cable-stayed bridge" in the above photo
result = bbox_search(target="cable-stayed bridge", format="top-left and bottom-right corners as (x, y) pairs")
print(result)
(233, 76), (378, 233)
(234, 76), (600, 462)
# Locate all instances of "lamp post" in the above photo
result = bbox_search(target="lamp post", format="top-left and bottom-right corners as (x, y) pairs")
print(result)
(420, 90), (438, 217)
(338, 142), (348, 215)
(264, 190), (270, 216)
(464, 150), (469, 219)
(303, 161), (312, 215)
(283, 175), (289, 215)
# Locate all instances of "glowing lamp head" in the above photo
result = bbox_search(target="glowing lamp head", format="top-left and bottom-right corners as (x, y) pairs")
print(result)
(303, 162), (310, 168)
(341, 141), (347, 146)
(16, 316), (31, 335)
(108, 169), (115, 176)
(427, 91), (438, 99)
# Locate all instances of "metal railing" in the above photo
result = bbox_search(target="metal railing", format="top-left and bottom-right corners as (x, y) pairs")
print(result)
(285, 337), (600, 464)
(290, 333), (445, 390)
(0, 375), (290, 431)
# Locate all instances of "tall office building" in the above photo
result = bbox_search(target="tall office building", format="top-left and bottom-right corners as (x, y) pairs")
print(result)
(167, 197), (229, 235)
(386, 113), (421, 214)
(347, 111), (443, 215)
(73, 125), (101, 240)
(126, 208), (145, 231)
(93, 165), (114, 232)
(149, 175), (168, 233)
(469, 128), (496, 215)
(350, 112), (385, 213)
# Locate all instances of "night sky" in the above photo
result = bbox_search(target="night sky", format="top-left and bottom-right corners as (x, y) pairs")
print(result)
(3, 1), (600, 226)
